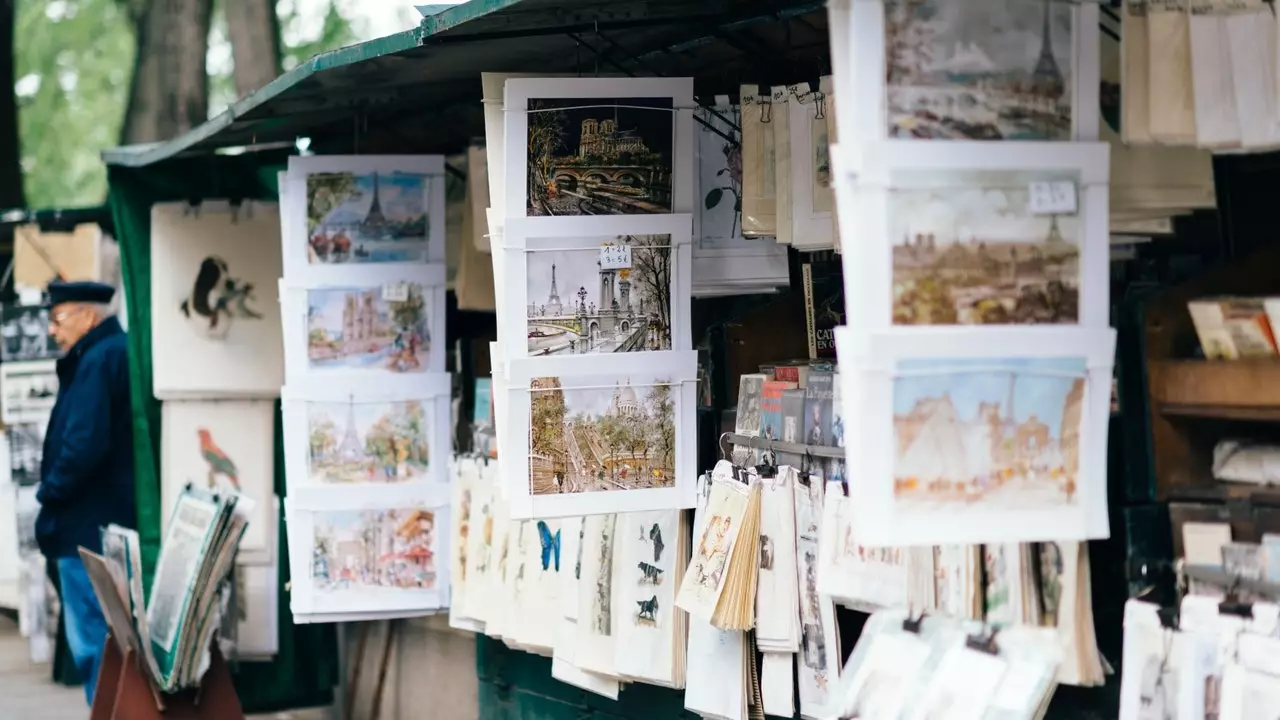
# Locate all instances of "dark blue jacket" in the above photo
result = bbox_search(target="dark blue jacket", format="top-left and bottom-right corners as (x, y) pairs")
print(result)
(35, 316), (136, 558)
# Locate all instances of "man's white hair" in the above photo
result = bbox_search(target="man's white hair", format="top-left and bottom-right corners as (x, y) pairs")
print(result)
(82, 302), (113, 319)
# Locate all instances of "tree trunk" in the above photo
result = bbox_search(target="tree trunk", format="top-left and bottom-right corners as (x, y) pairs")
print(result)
(0, 0), (24, 207)
(121, 0), (215, 145)
(224, 0), (281, 100)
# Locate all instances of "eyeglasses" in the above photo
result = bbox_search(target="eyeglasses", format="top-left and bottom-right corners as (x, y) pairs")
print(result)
(50, 306), (86, 327)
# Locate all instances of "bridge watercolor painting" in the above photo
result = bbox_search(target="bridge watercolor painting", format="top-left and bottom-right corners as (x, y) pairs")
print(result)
(889, 169), (1080, 325)
(885, 0), (1073, 140)
(305, 284), (431, 373)
(528, 374), (677, 496)
(306, 170), (432, 263)
(892, 356), (1085, 512)
(525, 234), (673, 356)
(526, 97), (675, 216)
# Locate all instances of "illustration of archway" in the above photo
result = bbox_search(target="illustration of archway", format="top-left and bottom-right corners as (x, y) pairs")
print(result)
(614, 171), (644, 187)
(553, 173), (579, 191)
(584, 172), (608, 185)
(588, 321), (600, 338)
(620, 320), (630, 332)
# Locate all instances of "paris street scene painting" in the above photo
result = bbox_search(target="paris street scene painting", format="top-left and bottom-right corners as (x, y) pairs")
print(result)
(892, 357), (1085, 511)
(526, 97), (675, 216)
(312, 508), (438, 593)
(890, 170), (1080, 325)
(306, 399), (430, 484)
(528, 374), (677, 495)
(306, 283), (431, 372)
(526, 235), (673, 355)
(306, 171), (431, 263)
(885, 0), (1073, 140)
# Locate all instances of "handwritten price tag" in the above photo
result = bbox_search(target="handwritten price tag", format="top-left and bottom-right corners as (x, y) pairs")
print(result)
(1027, 181), (1078, 216)
(599, 243), (632, 270)
(382, 282), (409, 302)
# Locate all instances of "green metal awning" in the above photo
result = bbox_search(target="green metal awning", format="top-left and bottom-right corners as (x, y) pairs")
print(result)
(102, 0), (828, 167)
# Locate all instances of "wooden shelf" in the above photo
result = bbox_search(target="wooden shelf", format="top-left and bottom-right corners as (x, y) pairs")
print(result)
(1152, 360), (1280, 421)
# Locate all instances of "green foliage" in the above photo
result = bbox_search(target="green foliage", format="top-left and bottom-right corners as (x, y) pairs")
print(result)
(16, 0), (360, 209)
(16, 0), (136, 208)
(305, 171), (357, 232)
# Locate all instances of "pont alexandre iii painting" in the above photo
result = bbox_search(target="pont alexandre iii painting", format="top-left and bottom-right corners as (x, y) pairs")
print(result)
(527, 98), (675, 215)
(306, 398), (431, 484)
(528, 374), (677, 495)
(306, 171), (431, 263)
(892, 357), (1085, 512)
(885, 0), (1073, 140)
(312, 507), (439, 593)
(306, 283), (431, 372)
(890, 171), (1080, 325)
(526, 235), (672, 356)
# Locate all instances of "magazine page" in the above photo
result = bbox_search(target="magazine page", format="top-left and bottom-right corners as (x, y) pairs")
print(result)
(146, 487), (225, 688)
(104, 524), (163, 684)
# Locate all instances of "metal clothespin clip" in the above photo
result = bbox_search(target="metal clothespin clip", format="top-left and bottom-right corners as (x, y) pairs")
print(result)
(965, 626), (1000, 655)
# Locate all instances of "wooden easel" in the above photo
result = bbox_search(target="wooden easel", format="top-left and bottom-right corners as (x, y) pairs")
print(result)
(89, 634), (245, 720)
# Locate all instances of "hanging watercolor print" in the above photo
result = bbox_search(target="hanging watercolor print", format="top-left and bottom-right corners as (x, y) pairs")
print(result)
(287, 484), (450, 616)
(503, 351), (698, 519)
(836, 0), (1099, 144)
(161, 400), (276, 565)
(280, 266), (447, 381)
(150, 201), (284, 399)
(613, 510), (686, 687)
(504, 215), (692, 359)
(839, 326), (1115, 545)
(283, 155), (447, 281)
(281, 373), (450, 490)
(833, 141), (1111, 335)
(794, 473), (838, 714)
(503, 77), (696, 220)
(573, 513), (620, 677)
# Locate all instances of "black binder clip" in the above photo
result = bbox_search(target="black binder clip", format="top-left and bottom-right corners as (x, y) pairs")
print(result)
(965, 627), (1000, 655)
(1218, 577), (1254, 619)
(902, 610), (926, 634)
(1157, 606), (1180, 630)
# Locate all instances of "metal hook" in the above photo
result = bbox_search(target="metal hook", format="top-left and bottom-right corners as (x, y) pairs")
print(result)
(718, 431), (733, 461)
(760, 94), (772, 124)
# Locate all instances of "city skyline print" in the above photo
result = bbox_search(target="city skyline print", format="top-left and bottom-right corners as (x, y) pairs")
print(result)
(889, 169), (1080, 325)
(892, 356), (1085, 513)
(885, 0), (1074, 140)
(525, 235), (673, 356)
(306, 399), (431, 484)
(311, 507), (439, 594)
(306, 171), (432, 263)
(528, 373), (677, 496)
(526, 97), (675, 216)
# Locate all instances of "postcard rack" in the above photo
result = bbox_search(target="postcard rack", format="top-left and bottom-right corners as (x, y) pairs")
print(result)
(1182, 563), (1280, 602)
(722, 432), (846, 460)
(90, 635), (245, 720)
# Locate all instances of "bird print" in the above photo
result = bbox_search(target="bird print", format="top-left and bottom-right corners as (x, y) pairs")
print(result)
(180, 256), (261, 336)
(649, 523), (664, 563)
(198, 428), (240, 491)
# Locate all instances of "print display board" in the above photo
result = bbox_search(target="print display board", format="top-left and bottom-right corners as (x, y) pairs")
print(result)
(833, 140), (1110, 349)
(837, 0), (1101, 143)
(150, 201), (284, 399)
(0, 360), (57, 426)
(160, 399), (276, 565)
(286, 483), (450, 616)
(282, 155), (446, 283)
(0, 305), (60, 362)
(502, 350), (698, 519)
(281, 373), (451, 490)
(502, 77), (696, 220)
(837, 326), (1115, 546)
(502, 214), (692, 360)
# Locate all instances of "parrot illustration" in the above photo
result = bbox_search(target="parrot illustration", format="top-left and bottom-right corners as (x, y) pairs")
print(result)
(197, 428), (240, 491)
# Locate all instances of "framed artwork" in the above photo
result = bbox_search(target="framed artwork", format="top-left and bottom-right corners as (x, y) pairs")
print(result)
(0, 305), (60, 362)
(833, 140), (1110, 345)
(837, 0), (1100, 143)
(691, 98), (788, 295)
(503, 350), (698, 519)
(286, 483), (450, 616)
(160, 399), (275, 566)
(838, 326), (1115, 546)
(502, 214), (692, 359)
(281, 372), (450, 490)
(8, 422), (45, 486)
(280, 265), (447, 381)
(0, 360), (57, 426)
(283, 155), (446, 282)
(787, 78), (835, 251)
(150, 201), (284, 400)
(502, 77), (695, 221)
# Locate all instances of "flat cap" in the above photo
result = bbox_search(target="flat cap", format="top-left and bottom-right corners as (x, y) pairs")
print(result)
(48, 280), (115, 307)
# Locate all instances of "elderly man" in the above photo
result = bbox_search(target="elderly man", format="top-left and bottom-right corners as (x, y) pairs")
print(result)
(35, 280), (135, 705)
